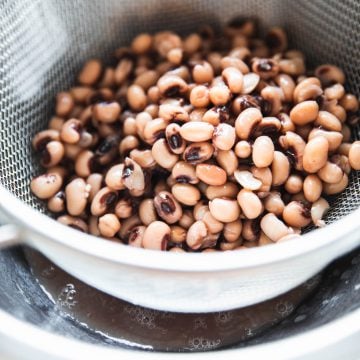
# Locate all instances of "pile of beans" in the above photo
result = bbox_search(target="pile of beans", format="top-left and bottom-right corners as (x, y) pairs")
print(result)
(30, 19), (360, 252)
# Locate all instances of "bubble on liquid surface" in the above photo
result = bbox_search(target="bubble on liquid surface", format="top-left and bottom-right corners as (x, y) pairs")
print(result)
(187, 337), (221, 350)
(57, 283), (78, 309)
(193, 317), (207, 330)
(214, 311), (233, 325)
(124, 305), (157, 329)
(40, 265), (56, 279)
(275, 301), (294, 317)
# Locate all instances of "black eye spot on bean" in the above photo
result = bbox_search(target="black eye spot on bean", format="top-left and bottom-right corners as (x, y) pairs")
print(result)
(184, 147), (201, 162)
(164, 85), (181, 98)
(122, 163), (134, 179)
(169, 134), (182, 149)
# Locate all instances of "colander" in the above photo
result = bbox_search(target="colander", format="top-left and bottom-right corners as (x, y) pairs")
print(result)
(0, 0), (359, 313)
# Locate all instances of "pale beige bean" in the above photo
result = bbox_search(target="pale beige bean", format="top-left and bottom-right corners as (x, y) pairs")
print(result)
(105, 164), (126, 191)
(184, 33), (202, 55)
(157, 74), (188, 97)
(325, 102), (347, 123)
(279, 113), (295, 133)
(293, 78), (322, 103)
(40, 141), (65, 168)
(260, 213), (291, 242)
(192, 61), (214, 84)
(275, 74), (295, 102)
(186, 221), (209, 250)
(277, 234), (302, 243)
(115, 58), (133, 85)
(183, 142), (214, 164)
(122, 157), (145, 192)
(154, 191), (183, 224)
(315, 64), (345, 86)
(250, 166), (272, 196)
(251, 58), (279, 79)
(138, 199), (157, 226)
(279, 131), (306, 171)
(241, 219), (260, 242)
(284, 174), (303, 194)
(209, 198), (240, 223)
(152, 139), (178, 169)
(223, 220), (242, 242)
(57, 215), (88, 233)
(216, 150), (238, 177)
(317, 162), (343, 184)
(118, 215), (141, 240)
(88, 216), (100, 236)
(159, 104), (189, 123)
(93, 102), (121, 123)
(323, 173), (348, 195)
(180, 122), (214, 142)
(283, 201), (311, 228)
(143, 221), (170, 251)
(235, 141), (252, 158)
(205, 182), (238, 200)
(127, 85), (147, 111)
(260, 86), (283, 116)
(65, 178), (90, 216)
(212, 123), (236, 151)
(172, 183), (200, 206)
(258, 231), (273, 246)
(311, 198), (330, 227)
(349, 141), (360, 170)
(78, 59), (102, 86)
(235, 107), (262, 140)
(264, 191), (285, 216)
(190, 85), (210, 108)
(290, 101), (319, 125)
(241, 73), (260, 94)
(308, 129), (343, 152)
(271, 151), (290, 185)
(324, 84), (345, 101)
(342, 124), (351, 143)
(252, 136), (274, 168)
(98, 214), (121, 238)
(123, 117), (137, 137)
(315, 111), (342, 132)
(30, 173), (63, 199)
(130, 149), (155, 169)
(128, 226), (146, 248)
(237, 189), (263, 219)
(222, 67), (243, 93)
(119, 135), (139, 156)
(209, 83), (231, 106)
(60, 118), (82, 144)
(179, 209), (195, 229)
(90, 187), (118, 216)
(134, 70), (159, 91)
(331, 154), (351, 175)
(170, 226), (187, 244)
(303, 174), (322, 203)
(113, 198), (132, 219)
(339, 93), (359, 112)
(47, 191), (65, 213)
(196, 164), (227, 186)
(131, 33), (153, 54)
(234, 170), (262, 190)
(172, 161), (198, 184)
(202, 211), (224, 234)
(143, 118), (167, 145)
(165, 123), (186, 154)
(279, 58), (305, 76)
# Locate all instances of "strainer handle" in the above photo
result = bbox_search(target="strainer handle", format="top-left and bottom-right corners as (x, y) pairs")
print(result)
(0, 224), (22, 249)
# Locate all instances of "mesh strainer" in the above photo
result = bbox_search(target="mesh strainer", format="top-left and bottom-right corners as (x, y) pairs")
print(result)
(0, 0), (359, 313)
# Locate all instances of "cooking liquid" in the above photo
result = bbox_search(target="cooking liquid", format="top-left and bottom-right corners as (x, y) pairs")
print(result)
(25, 249), (320, 352)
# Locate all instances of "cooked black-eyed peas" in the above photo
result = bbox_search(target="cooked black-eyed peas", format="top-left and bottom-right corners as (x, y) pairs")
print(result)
(31, 21), (360, 251)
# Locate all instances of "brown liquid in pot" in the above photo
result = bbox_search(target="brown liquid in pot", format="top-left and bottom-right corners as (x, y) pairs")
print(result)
(25, 249), (320, 352)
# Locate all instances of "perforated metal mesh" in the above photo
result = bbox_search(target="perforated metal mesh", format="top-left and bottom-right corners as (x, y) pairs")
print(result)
(0, 0), (359, 223)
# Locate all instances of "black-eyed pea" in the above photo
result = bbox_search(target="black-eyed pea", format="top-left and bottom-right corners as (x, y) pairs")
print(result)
(279, 131), (306, 171)
(241, 73), (260, 94)
(40, 141), (65, 168)
(47, 191), (66, 213)
(212, 123), (236, 151)
(172, 161), (198, 184)
(177, 209), (194, 229)
(172, 183), (200, 206)
(237, 189), (263, 219)
(349, 141), (360, 170)
(115, 58), (133, 85)
(274, 74), (295, 102)
(65, 178), (90, 216)
(209, 83), (231, 106)
(235, 140), (252, 158)
(209, 198), (240, 223)
(279, 58), (305, 76)
(57, 215), (88, 233)
(170, 226), (187, 243)
(128, 226), (146, 248)
(315, 64), (345, 86)
(70, 87), (94, 104)
(78, 59), (102, 86)
(235, 107), (262, 140)
(324, 84), (345, 101)
(323, 173), (348, 195)
(325, 102), (347, 123)
(192, 61), (214, 84)
(60, 118), (82, 144)
(222, 67), (243, 94)
(130, 149), (156, 169)
(303, 174), (322, 203)
(152, 139), (178, 169)
(157, 74), (188, 97)
(115, 198), (133, 219)
(223, 220), (242, 242)
(284, 174), (303, 194)
(293, 78), (322, 103)
(195, 164), (227, 186)
(278, 113), (295, 133)
(241, 219), (260, 242)
(31, 173), (63, 199)
(205, 182), (238, 201)
(260, 86), (283, 116)
(119, 135), (139, 156)
(202, 211), (224, 234)
(308, 129), (343, 152)
(216, 150), (238, 176)
(147, 86), (161, 103)
(143, 221), (170, 251)
(159, 103), (189, 123)
(144, 104), (159, 118)
(90, 187), (118, 216)
(271, 151), (290, 185)
(263, 191), (285, 216)
(143, 118), (167, 145)
(234, 170), (262, 191)
(88, 216), (100, 236)
(105, 164), (125, 191)
(186, 221), (209, 250)
(118, 215), (142, 240)
(342, 124), (352, 143)
(331, 154), (352, 175)
(98, 214), (121, 238)
(154, 191), (183, 224)
(127, 85), (147, 111)
(184, 33), (201, 54)
(252, 136), (274, 168)
(311, 198), (330, 227)
(220, 56), (249, 74)
(250, 166), (272, 196)
(183, 142), (213, 164)
(315, 111), (342, 132)
(260, 213), (291, 242)
(290, 101), (319, 125)
(122, 157), (145, 191)
(131, 33), (152, 54)
(138, 199), (157, 226)
(93, 102), (121, 123)
(339, 93), (359, 112)
(220, 238), (243, 251)
(165, 123), (186, 154)
(55, 92), (74, 118)
(283, 201), (311, 228)
(134, 70), (159, 91)
(251, 58), (279, 79)
(258, 231), (273, 246)
(180, 122), (214, 142)
(317, 161), (343, 184)
(49, 116), (65, 131)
